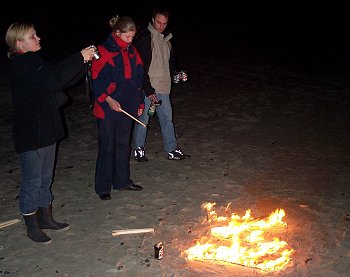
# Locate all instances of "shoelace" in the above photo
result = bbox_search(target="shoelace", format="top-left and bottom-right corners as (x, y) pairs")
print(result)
(137, 148), (145, 157)
(175, 149), (184, 155)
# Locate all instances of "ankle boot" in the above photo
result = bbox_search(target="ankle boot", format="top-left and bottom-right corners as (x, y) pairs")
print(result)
(23, 213), (52, 244)
(37, 204), (70, 231)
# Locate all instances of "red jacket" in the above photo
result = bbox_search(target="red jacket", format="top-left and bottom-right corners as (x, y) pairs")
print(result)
(91, 33), (144, 119)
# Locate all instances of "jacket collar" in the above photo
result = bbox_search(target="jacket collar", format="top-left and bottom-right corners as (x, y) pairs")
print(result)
(147, 23), (173, 42)
(111, 32), (130, 51)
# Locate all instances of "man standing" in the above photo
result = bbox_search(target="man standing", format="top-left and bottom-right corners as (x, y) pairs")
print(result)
(133, 7), (190, 161)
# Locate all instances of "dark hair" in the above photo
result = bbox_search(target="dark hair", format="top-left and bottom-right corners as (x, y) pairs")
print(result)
(152, 7), (170, 19)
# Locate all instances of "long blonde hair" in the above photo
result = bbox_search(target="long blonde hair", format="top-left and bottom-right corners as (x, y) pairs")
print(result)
(5, 22), (34, 59)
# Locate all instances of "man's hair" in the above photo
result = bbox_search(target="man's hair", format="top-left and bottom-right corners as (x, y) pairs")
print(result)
(152, 7), (170, 19)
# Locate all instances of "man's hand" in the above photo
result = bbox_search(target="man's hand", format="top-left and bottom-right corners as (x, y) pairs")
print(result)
(148, 94), (158, 103)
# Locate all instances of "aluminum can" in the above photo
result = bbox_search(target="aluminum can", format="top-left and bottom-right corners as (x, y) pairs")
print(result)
(173, 72), (181, 83)
(154, 242), (164, 259)
(180, 71), (188, 82)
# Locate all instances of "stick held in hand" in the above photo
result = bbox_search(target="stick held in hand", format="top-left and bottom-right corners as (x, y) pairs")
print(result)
(119, 108), (147, 128)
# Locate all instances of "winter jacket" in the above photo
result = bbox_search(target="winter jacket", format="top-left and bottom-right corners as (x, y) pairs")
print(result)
(9, 51), (85, 154)
(134, 26), (177, 97)
(91, 33), (144, 119)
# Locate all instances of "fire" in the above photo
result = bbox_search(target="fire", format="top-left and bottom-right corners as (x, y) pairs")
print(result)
(185, 202), (294, 272)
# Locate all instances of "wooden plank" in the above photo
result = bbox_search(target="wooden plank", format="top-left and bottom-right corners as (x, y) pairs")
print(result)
(0, 219), (21, 229)
(112, 228), (154, 236)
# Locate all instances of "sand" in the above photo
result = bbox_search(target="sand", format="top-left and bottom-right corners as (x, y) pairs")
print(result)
(1, 41), (350, 277)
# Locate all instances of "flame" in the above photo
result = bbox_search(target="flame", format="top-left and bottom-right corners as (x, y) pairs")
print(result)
(185, 202), (294, 272)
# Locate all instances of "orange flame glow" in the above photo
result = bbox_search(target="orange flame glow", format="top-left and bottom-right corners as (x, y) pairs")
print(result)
(185, 202), (294, 272)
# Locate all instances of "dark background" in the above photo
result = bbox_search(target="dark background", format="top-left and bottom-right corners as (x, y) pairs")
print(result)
(1, 1), (350, 74)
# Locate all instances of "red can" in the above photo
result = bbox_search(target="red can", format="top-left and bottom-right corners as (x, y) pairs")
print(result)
(180, 71), (188, 82)
(154, 242), (164, 259)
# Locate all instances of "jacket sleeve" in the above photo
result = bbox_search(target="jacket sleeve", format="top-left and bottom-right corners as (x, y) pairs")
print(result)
(19, 52), (84, 94)
(134, 33), (155, 97)
(133, 46), (145, 109)
(169, 44), (177, 78)
(90, 45), (117, 104)
(54, 52), (86, 89)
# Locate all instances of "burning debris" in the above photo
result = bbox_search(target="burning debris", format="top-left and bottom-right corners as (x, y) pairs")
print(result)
(184, 202), (295, 272)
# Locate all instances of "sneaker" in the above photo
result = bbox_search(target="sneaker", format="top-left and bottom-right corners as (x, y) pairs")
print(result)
(168, 148), (190, 160)
(135, 147), (148, 162)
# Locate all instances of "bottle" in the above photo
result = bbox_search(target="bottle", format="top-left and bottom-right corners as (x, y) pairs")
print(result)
(148, 102), (156, 117)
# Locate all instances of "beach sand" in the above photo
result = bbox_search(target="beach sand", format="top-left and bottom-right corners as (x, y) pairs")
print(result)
(1, 40), (350, 276)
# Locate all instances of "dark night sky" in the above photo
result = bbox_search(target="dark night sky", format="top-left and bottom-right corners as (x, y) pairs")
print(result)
(1, 1), (350, 73)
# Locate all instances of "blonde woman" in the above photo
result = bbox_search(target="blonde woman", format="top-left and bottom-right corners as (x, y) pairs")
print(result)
(5, 21), (95, 244)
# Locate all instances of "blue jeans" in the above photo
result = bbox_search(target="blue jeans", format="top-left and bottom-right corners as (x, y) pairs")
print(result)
(134, 93), (177, 153)
(95, 117), (134, 195)
(19, 144), (56, 215)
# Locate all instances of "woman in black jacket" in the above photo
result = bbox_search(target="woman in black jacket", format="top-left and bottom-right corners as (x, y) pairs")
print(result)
(5, 21), (95, 244)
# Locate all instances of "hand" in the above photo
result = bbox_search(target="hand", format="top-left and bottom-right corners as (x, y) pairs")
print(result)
(148, 94), (158, 103)
(106, 96), (121, 112)
(137, 108), (144, 117)
(81, 46), (95, 63)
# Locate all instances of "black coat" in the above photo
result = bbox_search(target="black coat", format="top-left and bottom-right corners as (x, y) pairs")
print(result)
(9, 51), (85, 153)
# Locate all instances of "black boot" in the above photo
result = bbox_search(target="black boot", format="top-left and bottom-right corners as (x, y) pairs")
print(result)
(23, 213), (52, 244)
(37, 204), (70, 232)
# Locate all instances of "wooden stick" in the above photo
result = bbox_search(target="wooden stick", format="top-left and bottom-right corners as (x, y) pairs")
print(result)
(119, 108), (147, 128)
(0, 219), (21, 229)
(112, 228), (154, 236)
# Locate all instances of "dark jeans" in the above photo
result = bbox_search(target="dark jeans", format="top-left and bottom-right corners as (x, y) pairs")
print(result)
(19, 144), (56, 215)
(95, 117), (133, 196)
